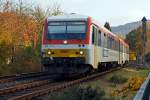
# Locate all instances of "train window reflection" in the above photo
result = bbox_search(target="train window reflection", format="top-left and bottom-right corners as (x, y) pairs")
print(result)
(48, 25), (66, 34)
(48, 21), (86, 34)
(67, 25), (86, 33)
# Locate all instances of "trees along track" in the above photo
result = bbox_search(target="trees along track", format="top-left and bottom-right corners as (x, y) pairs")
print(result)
(6, 67), (122, 100)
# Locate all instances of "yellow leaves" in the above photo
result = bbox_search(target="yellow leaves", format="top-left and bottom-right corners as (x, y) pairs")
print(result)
(0, 31), (12, 45)
(0, 11), (39, 46)
(110, 76), (145, 96)
(128, 76), (145, 91)
(110, 86), (129, 96)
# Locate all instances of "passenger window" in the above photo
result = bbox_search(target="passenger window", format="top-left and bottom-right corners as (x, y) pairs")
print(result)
(92, 26), (95, 44)
(117, 42), (119, 51)
(104, 33), (106, 36)
(112, 39), (115, 50)
(120, 44), (123, 52)
(104, 33), (107, 48)
(94, 28), (98, 45)
(98, 30), (101, 46)
(115, 40), (117, 50)
(110, 37), (112, 49)
(107, 37), (111, 49)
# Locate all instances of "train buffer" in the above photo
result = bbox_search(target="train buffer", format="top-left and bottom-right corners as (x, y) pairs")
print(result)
(134, 73), (150, 100)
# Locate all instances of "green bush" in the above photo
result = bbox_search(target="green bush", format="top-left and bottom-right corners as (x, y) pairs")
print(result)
(50, 85), (106, 100)
(109, 74), (128, 84)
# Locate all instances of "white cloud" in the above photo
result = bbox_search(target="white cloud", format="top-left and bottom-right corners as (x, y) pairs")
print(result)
(35, 0), (150, 26)
(128, 9), (150, 20)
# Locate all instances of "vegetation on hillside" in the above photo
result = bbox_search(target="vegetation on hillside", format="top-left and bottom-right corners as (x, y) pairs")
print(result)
(126, 26), (146, 55)
(126, 21), (150, 63)
(0, 0), (62, 75)
(49, 67), (150, 100)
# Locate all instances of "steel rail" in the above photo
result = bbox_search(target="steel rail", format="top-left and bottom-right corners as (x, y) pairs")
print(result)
(0, 72), (48, 84)
(0, 80), (49, 95)
(10, 67), (121, 100)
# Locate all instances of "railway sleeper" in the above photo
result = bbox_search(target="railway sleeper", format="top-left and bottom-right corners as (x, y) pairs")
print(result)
(0, 80), (49, 95)
(10, 68), (122, 100)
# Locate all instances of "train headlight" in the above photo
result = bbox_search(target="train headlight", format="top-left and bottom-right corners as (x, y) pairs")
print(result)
(47, 51), (51, 55)
(63, 40), (67, 44)
(79, 51), (84, 55)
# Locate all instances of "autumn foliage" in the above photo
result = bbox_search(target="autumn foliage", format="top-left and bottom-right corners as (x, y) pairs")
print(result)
(110, 76), (145, 96)
(0, 0), (62, 74)
(126, 21), (150, 63)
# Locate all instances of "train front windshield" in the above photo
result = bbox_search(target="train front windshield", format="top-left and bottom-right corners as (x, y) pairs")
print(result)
(47, 21), (86, 40)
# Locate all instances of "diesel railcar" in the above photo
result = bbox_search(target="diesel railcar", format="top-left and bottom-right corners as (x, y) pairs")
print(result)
(41, 14), (129, 75)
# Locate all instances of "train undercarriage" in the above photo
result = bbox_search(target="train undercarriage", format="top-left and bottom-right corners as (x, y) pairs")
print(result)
(42, 57), (126, 77)
(42, 57), (92, 76)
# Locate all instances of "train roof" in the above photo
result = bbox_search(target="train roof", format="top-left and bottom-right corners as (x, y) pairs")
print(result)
(47, 14), (128, 47)
(92, 19), (118, 39)
(47, 14), (88, 21)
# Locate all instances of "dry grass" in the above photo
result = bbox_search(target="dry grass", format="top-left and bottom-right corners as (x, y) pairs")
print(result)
(81, 67), (150, 100)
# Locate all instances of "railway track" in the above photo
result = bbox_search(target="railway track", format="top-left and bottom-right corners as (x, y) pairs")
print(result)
(0, 72), (48, 84)
(0, 71), (57, 92)
(0, 72), (60, 100)
(0, 67), (122, 100)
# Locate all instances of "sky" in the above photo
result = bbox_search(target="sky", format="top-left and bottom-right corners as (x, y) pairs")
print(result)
(33, 0), (150, 26)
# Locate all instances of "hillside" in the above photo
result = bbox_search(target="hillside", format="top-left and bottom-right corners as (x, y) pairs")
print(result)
(111, 21), (142, 38)
(124, 20), (150, 57)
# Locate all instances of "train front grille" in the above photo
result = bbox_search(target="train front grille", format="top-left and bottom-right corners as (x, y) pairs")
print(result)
(44, 57), (85, 64)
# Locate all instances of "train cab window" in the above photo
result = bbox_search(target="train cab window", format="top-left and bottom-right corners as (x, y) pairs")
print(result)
(92, 25), (98, 45)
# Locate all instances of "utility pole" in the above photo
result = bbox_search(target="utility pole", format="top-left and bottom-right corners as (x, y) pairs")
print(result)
(141, 16), (147, 66)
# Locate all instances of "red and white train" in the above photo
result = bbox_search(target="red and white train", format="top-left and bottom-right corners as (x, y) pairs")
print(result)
(41, 14), (129, 75)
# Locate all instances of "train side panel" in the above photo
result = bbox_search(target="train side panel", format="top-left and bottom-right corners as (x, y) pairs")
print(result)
(101, 49), (119, 63)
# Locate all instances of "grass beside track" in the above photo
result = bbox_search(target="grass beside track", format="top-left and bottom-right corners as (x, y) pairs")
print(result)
(48, 66), (150, 100)
(0, 63), (41, 76)
(82, 66), (150, 100)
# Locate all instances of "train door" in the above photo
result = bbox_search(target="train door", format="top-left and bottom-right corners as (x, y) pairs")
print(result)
(92, 25), (99, 69)
(103, 33), (108, 58)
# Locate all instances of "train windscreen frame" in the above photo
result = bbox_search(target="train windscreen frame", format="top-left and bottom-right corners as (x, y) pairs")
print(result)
(47, 21), (87, 40)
